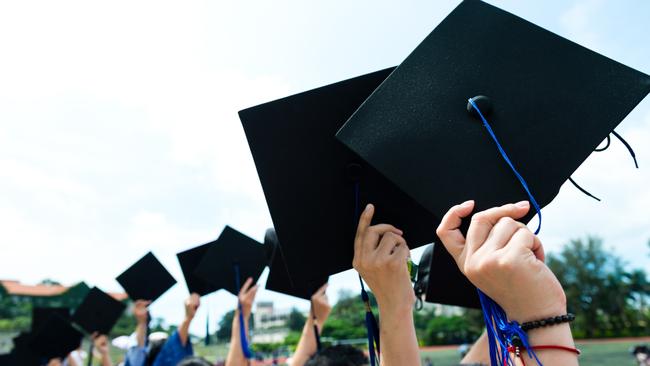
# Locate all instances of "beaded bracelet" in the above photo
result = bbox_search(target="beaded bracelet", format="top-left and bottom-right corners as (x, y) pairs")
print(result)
(521, 313), (575, 331)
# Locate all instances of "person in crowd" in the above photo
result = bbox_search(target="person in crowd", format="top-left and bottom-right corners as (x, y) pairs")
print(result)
(125, 294), (199, 366)
(92, 333), (114, 366)
(304, 345), (368, 366)
(289, 283), (331, 366)
(225, 277), (259, 366)
(176, 356), (212, 366)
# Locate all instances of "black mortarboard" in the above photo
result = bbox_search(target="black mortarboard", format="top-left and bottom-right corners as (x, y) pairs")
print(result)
(116, 252), (177, 302)
(239, 69), (437, 292)
(10, 333), (41, 366)
(72, 286), (126, 334)
(177, 243), (221, 296)
(264, 228), (328, 300)
(32, 307), (71, 332)
(28, 313), (82, 360)
(194, 226), (268, 296)
(0, 353), (17, 366)
(336, 0), (650, 307)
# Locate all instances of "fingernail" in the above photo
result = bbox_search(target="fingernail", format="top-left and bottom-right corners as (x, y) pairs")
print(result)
(516, 200), (530, 208)
(460, 200), (474, 209)
(365, 203), (372, 211)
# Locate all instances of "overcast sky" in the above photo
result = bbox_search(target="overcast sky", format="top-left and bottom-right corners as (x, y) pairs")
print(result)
(1, 0), (648, 336)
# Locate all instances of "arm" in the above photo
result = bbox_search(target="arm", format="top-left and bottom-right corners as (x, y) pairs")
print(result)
(179, 293), (200, 346)
(93, 334), (113, 366)
(133, 300), (151, 348)
(437, 201), (578, 366)
(460, 332), (489, 365)
(353, 204), (421, 366)
(226, 277), (258, 366)
(290, 284), (331, 366)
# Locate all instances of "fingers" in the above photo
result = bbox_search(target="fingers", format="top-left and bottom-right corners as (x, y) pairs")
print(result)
(466, 201), (530, 255)
(479, 217), (527, 253)
(436, 200), (475, 262)
(239, 277), (254, 295)
(377, 231), (407, 257)
(354, 204), (374, 254)
(532, 235), (545, 262)
(313, 283), (328, 298)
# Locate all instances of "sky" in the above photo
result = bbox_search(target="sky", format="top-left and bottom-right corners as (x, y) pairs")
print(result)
(0, 0), (649, 336)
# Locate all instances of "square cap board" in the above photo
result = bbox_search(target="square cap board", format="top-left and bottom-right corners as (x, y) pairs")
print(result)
(336, 0), (650, 306)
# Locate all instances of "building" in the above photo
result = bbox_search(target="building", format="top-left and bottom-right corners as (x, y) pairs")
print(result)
(251, 301), (296, 344)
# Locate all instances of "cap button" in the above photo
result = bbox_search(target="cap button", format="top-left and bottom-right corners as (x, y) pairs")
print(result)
(467, 95), (493, 119)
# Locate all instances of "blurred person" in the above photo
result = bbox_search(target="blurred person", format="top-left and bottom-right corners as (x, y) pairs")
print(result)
(304, 345), (368, 366)
(632, 345), (650, 366)
(225, 277), (258, 366)
(125, 294), (199, 366)
(289, 284), (331, 366)
(177, 356), (212, 366)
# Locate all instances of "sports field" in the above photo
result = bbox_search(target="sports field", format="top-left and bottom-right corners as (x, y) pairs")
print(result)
(420, 339), (648, 366)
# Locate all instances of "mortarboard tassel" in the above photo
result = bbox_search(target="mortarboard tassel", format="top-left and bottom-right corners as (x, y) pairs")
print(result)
(468, 97), (543, 366)
(233, 263), (254, 359)
(310, 301), (322, 352)
(87, 342), (94, 366)
(205, 301), (211, 346)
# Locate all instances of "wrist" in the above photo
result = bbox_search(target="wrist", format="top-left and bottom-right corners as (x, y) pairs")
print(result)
(506, 301), (567, 324)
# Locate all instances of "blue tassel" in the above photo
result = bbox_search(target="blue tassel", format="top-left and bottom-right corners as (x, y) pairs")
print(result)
(359, 277), (380, 365)
(467, 97), (542, 234)
(478, 290), (542, 365)
(468, 98), (545, 365)
(234, 264), (254, 359)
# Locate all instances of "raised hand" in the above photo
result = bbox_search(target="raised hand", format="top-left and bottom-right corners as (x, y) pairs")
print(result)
(238, 277), (259, 318)
(185, 293), (201, 320)
(436, 200), (565, 322)
(353, 203), (414, 313)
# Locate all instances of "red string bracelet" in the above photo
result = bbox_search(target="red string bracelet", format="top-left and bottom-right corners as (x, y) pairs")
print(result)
(504, 344), (581, 365)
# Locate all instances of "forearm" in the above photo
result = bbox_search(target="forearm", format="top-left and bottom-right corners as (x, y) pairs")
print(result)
(179, 317), (192, 347)
(135, 321), (147, 347)
(100, 353), (113, 366)
(226, 310), (249, 366)
(519, 323), (578, 366)
(290, 317), (318, 366)
(460, 331), (489, 365)
(378, 305), (421, 366)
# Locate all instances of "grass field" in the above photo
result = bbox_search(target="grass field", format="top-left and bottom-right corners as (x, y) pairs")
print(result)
(1, 332), (644, 365)
(420, 340), (642, 366)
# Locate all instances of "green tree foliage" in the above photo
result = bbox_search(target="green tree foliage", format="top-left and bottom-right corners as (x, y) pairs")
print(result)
(547, 236), (650, 338)
(286, 308), (306, 332)
(216, 310), (235, 342)
(321, 290), (377, 340)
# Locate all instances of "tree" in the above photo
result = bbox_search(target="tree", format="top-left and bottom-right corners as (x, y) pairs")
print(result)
(216, 310), (235, 342)
(547, 236), (650, 338)
(321, 290), (377, 340)
(287, 308), (306, 332)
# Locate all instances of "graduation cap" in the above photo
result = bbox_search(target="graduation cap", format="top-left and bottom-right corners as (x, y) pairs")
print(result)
(177, 243), (221, 296)
(32, 307), (71, 332)
(264, 228), (328, 300)
(28, 313), (83, 360)
(336, 0), (650, 307)
(239, 69), (437, 293)
(10, 333), (41, 366)
(194, 226), (268, 296)
(116, 252), (177, 302)
(72, 286), (126, 334)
